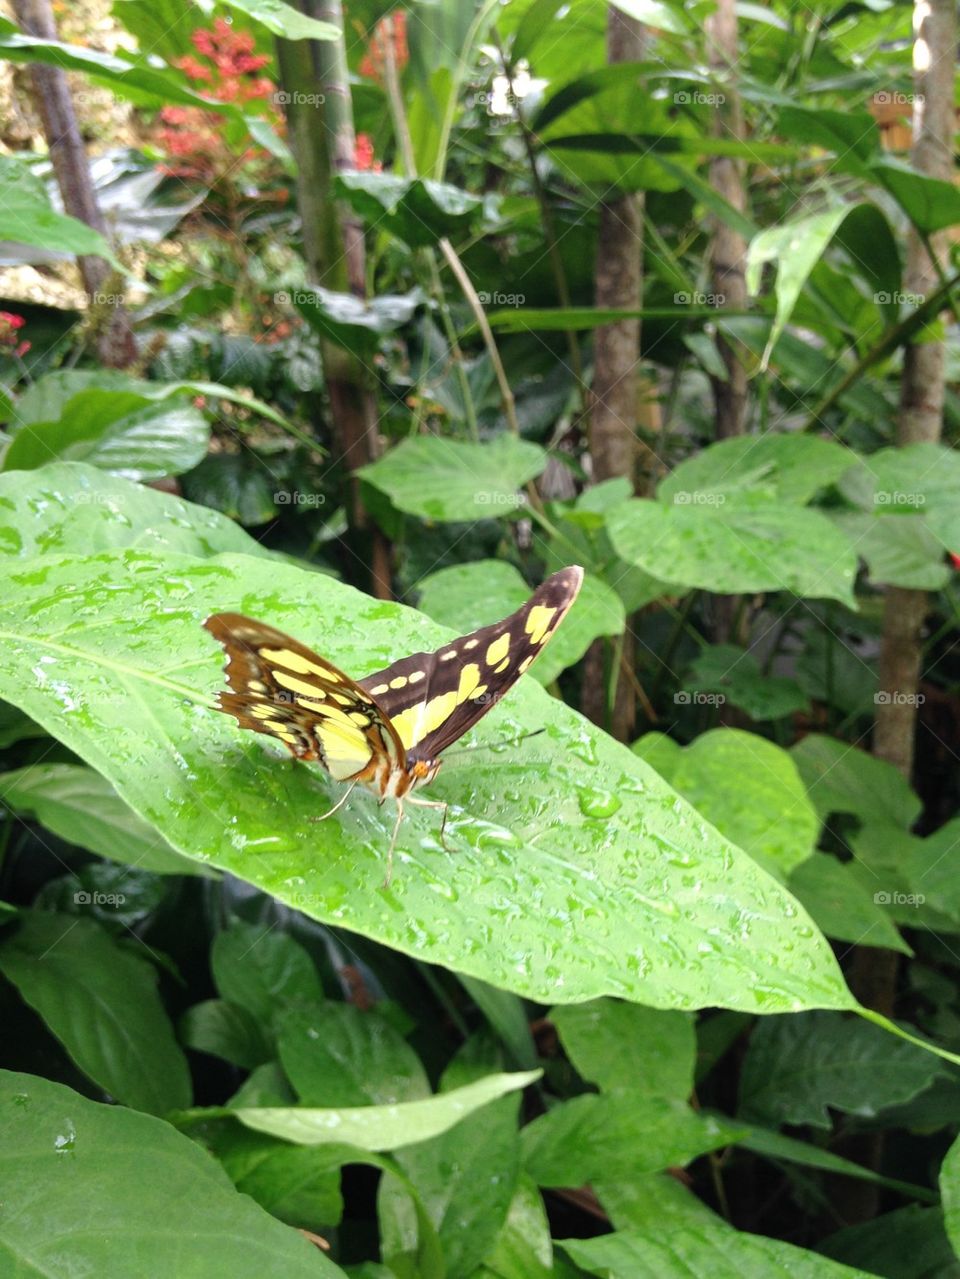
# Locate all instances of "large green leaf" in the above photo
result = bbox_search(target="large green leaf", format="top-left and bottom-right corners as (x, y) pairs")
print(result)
(821, 1205), (956, 1279)
(790, 734), (921, 829)
(278, 1002), (430, 1106)
(212, 921), (325, 1027)
(839, 442), (960, 554)
(0, 763), (203, 876)
(0, 1070), (341, 1276)
(550, 999), (695, 1100)
(416, 559), (624, 684)
(0, 33), (246, 113)
(234, 1070), (541, 1149)
(872, 157), (960, 235)
(633, 729), (818, 879)
(607, 499), (857, 605)
(685, 645), (808, 722)
(0, 540), (854, 1014)
(563, 1220), (872, 1278)
(738, 1011), (944, 1129)
(0, 911), (191, 1114)
(0, 462), (271, 560)
(788, 854), (909, 955)
(831, 512), (950, 590)
(658, 435), (855, 507)
(359, 436), (547, 522)
(205, 1126), (344, 1232)
(2, 387), (209, 481)
(0, 156), (121, 266)
(521, 1091), (742, 1185)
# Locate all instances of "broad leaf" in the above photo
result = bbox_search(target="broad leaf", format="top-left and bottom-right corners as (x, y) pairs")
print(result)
(0, 462), (271, 560)
(0, 156), (120, 266)
(790, 734), (921, 829)
(0, 541), (854, 1013)
(212, 922), (324, 1027)
(788, 854), (909, 955)
(821, 1205), (955, 1278)
(872, 157), (960, 234)
(0, 763), (203, 876)
(739, 1011), (944, 1129)
(839, 442), (960, 553)
(633, 728), (818, 878)
(2, 387), (209, 481)
(0, 911), (191, 1114)
(685, 645), (808, 721)
(521, 1091), (742, 1185)
(831, 512), (950, 590)
(659, 435), (855, 507)
(278, 1002), (430, 1106)
(360, 436), (546, 522)
(563, 1220), (872, 1278)
(607, 498), (857, 605)
(551, 999), (695, 1100)
(219, 0), (338, 39)
(205, 1125), (344, 1232)
(180, 1000), (273, 1070)
(0, 1070), (341, 1275)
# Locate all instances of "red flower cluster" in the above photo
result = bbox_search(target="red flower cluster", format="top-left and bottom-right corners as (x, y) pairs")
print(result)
(359, 11), (409, 82)
(0, 312), (30, 358)
(156, 19), (278, 181)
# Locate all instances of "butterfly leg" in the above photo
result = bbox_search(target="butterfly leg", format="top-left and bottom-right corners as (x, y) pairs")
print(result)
(384, 800), (405, 888)
(308, 781), (357, 824)
(405, 796), (450, 851)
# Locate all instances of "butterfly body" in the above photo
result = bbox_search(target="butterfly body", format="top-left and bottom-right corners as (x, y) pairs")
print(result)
(204, 565), (583, 882)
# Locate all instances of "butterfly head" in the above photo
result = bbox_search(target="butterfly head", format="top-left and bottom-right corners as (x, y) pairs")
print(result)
(410, 757), (441, 789)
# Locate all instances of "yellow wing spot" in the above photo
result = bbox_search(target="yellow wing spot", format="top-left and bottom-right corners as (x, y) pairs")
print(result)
(463, 638), (479, 650)
(473, 683), (488, 701)
(274, 669), (327, 699)
(407, 671), (426, 684)
(457, 662), (482, 702)
(277, 732), (298, 744)
(495, 658), (510, 674)
(392, 692), (457, 750)
(389, 675), (408, 690)
(248, 679), (268, 693)
(518, 655), (534, 673)
(262, 719), (287, 733)
(250, 705), (276, 719)
(525, 605), (557, 645)
(485, 633), (510, 667)
(261, 647), (341, 681)
(349, 711), (371, 726)
(368, 683), (389, 696)
(439, 650), (458, 662)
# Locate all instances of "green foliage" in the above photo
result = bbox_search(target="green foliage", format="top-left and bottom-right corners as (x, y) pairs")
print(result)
(2, 0), (960, 1272)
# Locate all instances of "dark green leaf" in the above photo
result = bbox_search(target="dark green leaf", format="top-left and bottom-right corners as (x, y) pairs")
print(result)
(788, 854), (909, 955)
(790, 734), (921, 828)
(686, 646), (808, 721)
(551, 999), (695, 1099)
(336, 172), (497, 247)
(181, 1000), (274, 1070)
(0, 912), (191, 1114)
(0, 1070), (341, 1276)
(212, 922), (325, 1026)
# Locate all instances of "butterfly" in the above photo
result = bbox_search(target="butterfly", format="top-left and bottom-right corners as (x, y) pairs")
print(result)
(204, 565), (583, 884)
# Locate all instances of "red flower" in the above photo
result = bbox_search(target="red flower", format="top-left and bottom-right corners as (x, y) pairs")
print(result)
(359, 11), (408, 83)
(0, 312), (29, 355)
(353, 133), (381, 172)
(950, 552), (960, 570)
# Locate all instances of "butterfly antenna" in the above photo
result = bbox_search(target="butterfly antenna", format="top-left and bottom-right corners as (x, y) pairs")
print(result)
(442, 728), (545, 759)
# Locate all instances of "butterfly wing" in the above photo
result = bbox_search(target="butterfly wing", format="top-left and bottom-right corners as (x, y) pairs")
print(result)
(358, 565), (583, 760)
(204, 613), (405, 782)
